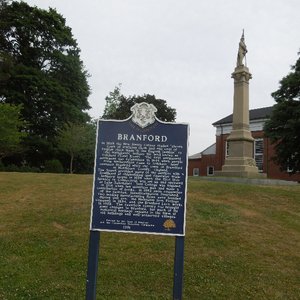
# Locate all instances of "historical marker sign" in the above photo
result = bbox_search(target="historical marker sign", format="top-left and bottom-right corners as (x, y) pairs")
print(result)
(90, 103), (189, 236)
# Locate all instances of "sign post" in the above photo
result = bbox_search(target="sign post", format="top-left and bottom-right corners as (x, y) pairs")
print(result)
(86, 231), (100, 300)
(173, 236), (185, 300)
(86, 103), (189, 299)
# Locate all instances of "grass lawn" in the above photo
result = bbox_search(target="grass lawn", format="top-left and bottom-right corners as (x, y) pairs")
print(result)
(1, 173), (300, 299)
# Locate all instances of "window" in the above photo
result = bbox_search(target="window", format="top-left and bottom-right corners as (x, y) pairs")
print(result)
(193, 168), (199, 176)
(254, 139), (264, 172)
(287, 154), (296, 173)
(225, 141), (229, 158)
(207, 166), (214, 176)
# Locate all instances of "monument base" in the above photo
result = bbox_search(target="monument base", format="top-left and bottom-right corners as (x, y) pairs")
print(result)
(215, 157), (267, 178)
(215, 171), (267, 179)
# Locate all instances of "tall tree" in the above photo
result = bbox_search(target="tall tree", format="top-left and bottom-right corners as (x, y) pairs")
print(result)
(102, 86), (177, 122)
(0, 1), (90, 166)
(0, 104), (26, 160)
(0, 51), (12, 82)
(264, 53), (300, 173)
(56, 122), (95, 174)
(75, 121), (96, 174)
(102, 83), (122, 119)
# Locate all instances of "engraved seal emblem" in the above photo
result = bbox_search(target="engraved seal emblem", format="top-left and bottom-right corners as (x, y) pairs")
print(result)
(130, 102), (157, 128)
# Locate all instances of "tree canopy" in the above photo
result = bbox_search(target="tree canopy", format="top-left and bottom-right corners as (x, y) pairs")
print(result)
(56, 122), (95, 174)
(0, 1), (91, 167)
(102, 86), (177, 122)
(0, 103), (26, 159)
(264, 53), (300, 173)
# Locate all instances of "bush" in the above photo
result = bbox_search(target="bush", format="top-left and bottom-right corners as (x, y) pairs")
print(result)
(0, 163), (41, 173)
(19, 165), (41, 173)
(4, 164), (20, 172)
(44, 159), (64, 173)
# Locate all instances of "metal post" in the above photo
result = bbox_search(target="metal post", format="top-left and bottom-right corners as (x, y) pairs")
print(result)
(173, 236), (185, 300)
(86, 230), (100, 300)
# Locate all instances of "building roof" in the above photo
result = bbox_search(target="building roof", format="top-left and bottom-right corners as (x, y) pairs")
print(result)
(189, 152), (202, 160)
(202, 143), (216, 155)
(189, 143), (216, 159)
(212, 106), (274, 126)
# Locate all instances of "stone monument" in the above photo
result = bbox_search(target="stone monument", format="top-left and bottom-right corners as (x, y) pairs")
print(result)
(217, 31), (264, 178)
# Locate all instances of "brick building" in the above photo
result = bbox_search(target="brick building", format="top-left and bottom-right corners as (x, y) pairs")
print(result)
(189, 106), (300, 182)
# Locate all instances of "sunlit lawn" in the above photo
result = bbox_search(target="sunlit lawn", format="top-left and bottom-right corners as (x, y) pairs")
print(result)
(1, 173), (300, 299)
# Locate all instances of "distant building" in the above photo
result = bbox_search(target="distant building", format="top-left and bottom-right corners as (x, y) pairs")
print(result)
(188, 106), (300, 182)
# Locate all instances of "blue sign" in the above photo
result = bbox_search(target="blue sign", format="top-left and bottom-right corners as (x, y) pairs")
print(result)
(90, 103), (189, 236)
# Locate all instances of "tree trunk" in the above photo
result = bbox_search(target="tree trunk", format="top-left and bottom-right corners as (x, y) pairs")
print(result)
(70, 153), (74, 174)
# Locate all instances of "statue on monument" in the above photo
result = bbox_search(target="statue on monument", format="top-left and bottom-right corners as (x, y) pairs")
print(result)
(236, 30), (247, 67)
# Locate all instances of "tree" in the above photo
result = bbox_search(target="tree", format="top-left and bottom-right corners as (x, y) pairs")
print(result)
(102, 86), (177, 122)
(0, 1), (90, 166)
(102, 83), (122, 119)
(264, 53), (300, 173)
(73, 121), (96, 174)
(0, 104), (26, 160)
(0, 51), (12, 82)
(56, 122), (95, 174)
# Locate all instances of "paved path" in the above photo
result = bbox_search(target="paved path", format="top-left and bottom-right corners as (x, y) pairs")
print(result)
(192, 176), (299, 186)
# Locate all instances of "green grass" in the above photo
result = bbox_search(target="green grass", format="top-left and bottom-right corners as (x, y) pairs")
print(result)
(1, 173), (300, 299)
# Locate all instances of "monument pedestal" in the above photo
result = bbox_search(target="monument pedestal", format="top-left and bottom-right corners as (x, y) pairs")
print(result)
(216, 158), (266, 178)
(217, 52), (266, 178)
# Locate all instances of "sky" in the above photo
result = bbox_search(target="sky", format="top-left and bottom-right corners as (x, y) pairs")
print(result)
(24, 0), (300, 154)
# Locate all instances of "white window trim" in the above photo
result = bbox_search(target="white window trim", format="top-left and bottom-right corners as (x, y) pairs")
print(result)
(254, 138), (264, 172)
(207, 166), (214, 176)
(193, 168), (199, 176)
